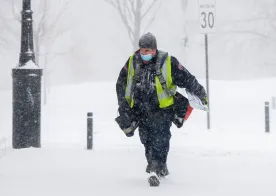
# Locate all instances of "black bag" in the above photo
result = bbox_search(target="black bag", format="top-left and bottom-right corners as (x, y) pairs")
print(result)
(115, 112), (138, 137)
(172, 92), (189, 128)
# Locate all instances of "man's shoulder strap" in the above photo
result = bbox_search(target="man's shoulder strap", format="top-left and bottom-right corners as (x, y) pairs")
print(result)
(154, 50), (168, 80)
(156, 50), (168, 67)
(133, 53), (142, 74)
(154, 50), (175, 97)
(129, 53), (142, 100)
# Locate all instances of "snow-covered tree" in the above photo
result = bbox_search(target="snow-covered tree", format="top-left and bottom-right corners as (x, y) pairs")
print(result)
(105, 0), (163, 51)
(0, 0), (73, 103)
(220, 0), (276, 78)
(181, 0), (189, 48)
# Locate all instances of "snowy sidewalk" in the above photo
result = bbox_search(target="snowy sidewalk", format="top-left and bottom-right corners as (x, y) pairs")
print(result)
(0, 145), (276, 196)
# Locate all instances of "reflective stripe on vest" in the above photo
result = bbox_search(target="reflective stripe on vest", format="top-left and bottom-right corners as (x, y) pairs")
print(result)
(125, 55), (135, 108)
(155, 55), (176, 108)
(125, 53), (176, 108)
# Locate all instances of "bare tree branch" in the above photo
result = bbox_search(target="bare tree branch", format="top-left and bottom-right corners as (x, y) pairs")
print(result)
(125, 1), (135, 25)
(143, 16), (156, 33)
(130, 0), (135, 15)
(181, 0), (188, 12)
(105, 0), (163, 50)
(269, 18), (276, 31)
(116, 0), (135, 42)
(141, 0), (159, 20)
(35, 0), (49, 39)
(43, 1), (69, 37)
(9, 0), (20, 21)
(142, 1), (162, 33)
(0, 0), (74, 103)
(141, 0), (145, 7)
(104, 0), (117, 8)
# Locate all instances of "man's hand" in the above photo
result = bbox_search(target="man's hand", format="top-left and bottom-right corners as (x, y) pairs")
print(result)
(115, 111), (138, 137)
(201, 97), (208, 106)
(186, 91), (208, 111)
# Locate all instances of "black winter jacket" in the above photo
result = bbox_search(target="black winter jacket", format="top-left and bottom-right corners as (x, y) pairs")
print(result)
(116, 50), (207, 116)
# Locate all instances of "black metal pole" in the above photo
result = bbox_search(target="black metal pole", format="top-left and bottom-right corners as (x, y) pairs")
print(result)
(12, 0), (43, 149)
(205, 34), (210, 129)
(87, 112), (93, 150)
(265, 102), (270, 133)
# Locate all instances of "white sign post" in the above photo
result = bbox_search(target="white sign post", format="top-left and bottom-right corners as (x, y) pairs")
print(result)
(198, 0), (216, 130)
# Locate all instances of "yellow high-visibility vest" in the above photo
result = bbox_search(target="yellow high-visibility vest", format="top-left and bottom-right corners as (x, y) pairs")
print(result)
(125, 51), (176, 108)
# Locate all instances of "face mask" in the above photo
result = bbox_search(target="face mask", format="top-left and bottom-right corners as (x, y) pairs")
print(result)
(140, 53), (153, 62)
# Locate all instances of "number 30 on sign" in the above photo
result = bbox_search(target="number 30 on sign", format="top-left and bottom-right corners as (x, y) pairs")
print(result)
(199, 0), (216, 34)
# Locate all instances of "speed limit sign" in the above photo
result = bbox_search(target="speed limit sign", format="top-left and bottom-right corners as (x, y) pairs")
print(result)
(199, 0), (216, 34)
(198, 0), (216, 129)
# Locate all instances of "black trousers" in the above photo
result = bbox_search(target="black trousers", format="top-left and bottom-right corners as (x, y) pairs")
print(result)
(138, 108), (174, 173)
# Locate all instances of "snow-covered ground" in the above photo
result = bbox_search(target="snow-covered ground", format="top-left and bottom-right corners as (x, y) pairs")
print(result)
(0, 78), (276, 195)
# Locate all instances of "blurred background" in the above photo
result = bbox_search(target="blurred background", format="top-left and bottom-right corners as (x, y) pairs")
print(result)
(0, 0), (275, 143)
(0, 2), (275, 193)
(0, 0), (275, 90)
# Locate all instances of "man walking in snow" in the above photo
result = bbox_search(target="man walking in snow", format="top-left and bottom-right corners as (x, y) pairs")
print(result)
(115, 32), (208, 186)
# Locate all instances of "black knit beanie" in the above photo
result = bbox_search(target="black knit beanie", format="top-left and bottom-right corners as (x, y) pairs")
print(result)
(138, 32), (157, 49)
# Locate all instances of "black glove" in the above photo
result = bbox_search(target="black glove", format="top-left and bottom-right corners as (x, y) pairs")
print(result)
(200, 96), (208, 106)
(125, 131), (135, 137)
(115, 112), (132, 131)
(115, 113), (138, 137)
(192, 88), (208, 106)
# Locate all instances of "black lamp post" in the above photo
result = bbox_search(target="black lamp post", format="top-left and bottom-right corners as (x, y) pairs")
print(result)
(12, 0), (43, 149)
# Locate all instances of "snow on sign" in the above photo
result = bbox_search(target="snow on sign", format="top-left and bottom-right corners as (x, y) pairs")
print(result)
(198, 0), (216, 34)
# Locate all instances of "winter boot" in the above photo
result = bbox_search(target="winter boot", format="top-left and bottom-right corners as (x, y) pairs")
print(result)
(157, 163), (169, 177)
(146, 163), (152, 173)
(148, 172), (160, 187)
